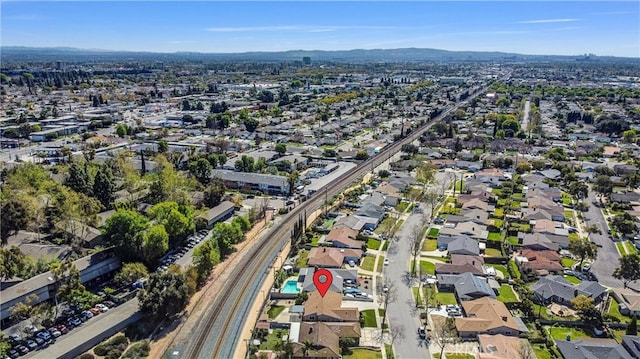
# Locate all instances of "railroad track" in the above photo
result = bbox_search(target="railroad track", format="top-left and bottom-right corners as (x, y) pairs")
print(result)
(183, 81), (497, 358)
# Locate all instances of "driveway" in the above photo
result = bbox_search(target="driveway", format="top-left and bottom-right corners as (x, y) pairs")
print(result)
(583, 188), (623, 288)
(385, 210), (431, 358)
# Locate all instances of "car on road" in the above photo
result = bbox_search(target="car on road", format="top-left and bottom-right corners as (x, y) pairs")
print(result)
(384, 258), (390, 266)
(582, 264), (591, 272)
(418, 326), (427, 339)
(382, 284), (389, 293)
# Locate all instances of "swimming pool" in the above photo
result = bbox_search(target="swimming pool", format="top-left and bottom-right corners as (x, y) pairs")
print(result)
(281, 280), (301, 294)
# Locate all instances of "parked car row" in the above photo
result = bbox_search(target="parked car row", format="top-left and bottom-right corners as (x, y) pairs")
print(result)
(157, 230), (209, 272)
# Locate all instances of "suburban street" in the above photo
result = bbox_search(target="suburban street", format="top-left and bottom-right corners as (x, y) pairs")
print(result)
(385, 210), (430, 359)
(583, 187), (622, 288)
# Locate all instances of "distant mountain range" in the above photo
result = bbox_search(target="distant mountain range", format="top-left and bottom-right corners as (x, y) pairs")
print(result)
(1, 46), (636, 63)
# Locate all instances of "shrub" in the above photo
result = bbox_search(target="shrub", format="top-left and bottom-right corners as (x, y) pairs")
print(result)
(122, 341), (151, 359)
(78, 354), (95, 359)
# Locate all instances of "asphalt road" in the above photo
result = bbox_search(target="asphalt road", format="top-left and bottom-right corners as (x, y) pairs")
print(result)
(385, 210), (431, 358)
(583, 188), (622, 288)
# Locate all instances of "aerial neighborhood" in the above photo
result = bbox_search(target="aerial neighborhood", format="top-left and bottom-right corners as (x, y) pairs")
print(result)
(0, 48), (640, 359)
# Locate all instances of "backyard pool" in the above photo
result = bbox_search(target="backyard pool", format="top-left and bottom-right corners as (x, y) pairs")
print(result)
(281, 280), (301, 294)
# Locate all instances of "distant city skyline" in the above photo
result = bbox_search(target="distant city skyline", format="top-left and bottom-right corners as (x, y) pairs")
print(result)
(1, 1), (639, 57)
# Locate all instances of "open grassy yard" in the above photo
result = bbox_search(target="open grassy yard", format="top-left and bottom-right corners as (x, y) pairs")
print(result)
(497, 284), (518, 303)
(367, 238), (381, 250)
(343, 349), (382, 359)
(561, 258), (576, 268)
(423, 239), (438, 251)
(487, 232), (502, 241)
(435, 291), (457, 305)
(427, 228), (440, 238)
(563, 275), (581, 284)
(360, 256), (376, 271)
(420, 260), (435, 275)
(608, 297), (630, 322)
(258, 329), (289, 350)
(296, 249), (309, 268)
(267, 305), (285, 319)
(484, 248), (502, 257)
(374, 217), (397, 235)
(548, 326), (590, 341)
(493, 265), (510, 279)
(532, 344), (552, 359)
(361, 309), (378, 327)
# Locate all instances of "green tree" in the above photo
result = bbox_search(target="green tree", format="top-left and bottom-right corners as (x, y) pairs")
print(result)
(148, 202), (195, 247)
(51, 259), (85, 305)
(623, 129), (637, 143)
(612, 213), (638, 235)
(65, 161), (92, 195)
(203, 180), (226, 208)
(115, 124), (127, 138)
(193, 239), (220, 286)
(189, 158), (212, 184)
(244, 117), (259, 132)
(211, 222), (243, 257)
(138, 269), (191, 323)
(114, 262), (149, 288)
(103, 209), (150, 262)
(234, 155), (255, 172)
(274, 143), (287, 156)
(0, 198), (29, 244)
(614, 253), (640, 288)
(569, 181), (589, 200)
(287, 170), (300, 195)
(568, 237), (597, 268)
(231, 216), (251, 233)
(157, 139), (168, 153)
(143, 225), (169, 265)
(594, 175), (614, 197)
(355, 150), (369, 160)
(93, 165), (116, 209)
(0, 246), (26, 281)
(571, 294), (602, 328)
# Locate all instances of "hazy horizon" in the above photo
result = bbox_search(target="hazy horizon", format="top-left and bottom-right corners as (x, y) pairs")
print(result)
(2, 1), (639, 58)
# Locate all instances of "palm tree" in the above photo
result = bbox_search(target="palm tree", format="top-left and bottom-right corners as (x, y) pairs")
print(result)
(302, 339), (314, 359)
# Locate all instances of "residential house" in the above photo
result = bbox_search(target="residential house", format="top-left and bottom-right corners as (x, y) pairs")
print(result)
(292, 322), (341, 359)
(299, 268), (358, 293)
(530, 275), (607, 306)
(196, 201), (236, 229)
(532, 219), (569, 237)
(447, 237), (481, 256)
(477, 334), (532, 359)
(333, 215), (366, 232)
(460, 209), (489, 226)
(375, 183), (402, 207)
(302, 291), (359, 322)
(516, 249), (563, 276)
(437, 272), (497, 301)
(462, 198), (490, 212)
(54, 219), (103, 248)
(325, 227), (361, 249)
(455, 221), (489, 241)
(436, 255), (487, 276)
(555, 338), (632, 359)
(359, 192), (386, 207)
(621, 335), (640, 359)
(456, 297), (521, 338)
(611, 288), (640, 317)
(353, 203), (385, 230)
(611, 192), (640, 204)
(519, 232), (567, 250)
(614, 164), (638, 175)
(307, 247), (363, 268)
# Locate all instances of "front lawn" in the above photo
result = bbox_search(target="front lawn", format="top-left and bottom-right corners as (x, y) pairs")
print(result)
(267, 305), (285, 319)
(374, 217), (397, 235)
(564, 275), (581, 284)
(427, 228), (440, 238)
(493, 265), (510, 279)
(361, 309), (378, 327)
(360, 256), (376, 272)
(608, 297), (630, 322)
(413, 287), (423, 307)
(497, 285), (518, 303)
(532, 344), (551, 359)
(561, 258), (576, 268)
(487, 232), (502, 241)
(548, 326), (590, 341)
(420, 260), (436, 275)
(343, 349), (382, 359)
(367, 238), (381, 250)
(484, 248), (502, 257)
(435, 291), (457, 306)
(423, 239), (438, 251)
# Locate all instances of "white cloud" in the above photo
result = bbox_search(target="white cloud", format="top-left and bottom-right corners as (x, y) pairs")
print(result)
(518, 18), (579, 24)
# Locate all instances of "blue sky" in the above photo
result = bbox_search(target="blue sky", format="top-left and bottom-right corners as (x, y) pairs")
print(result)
(2, 1), (639, 57)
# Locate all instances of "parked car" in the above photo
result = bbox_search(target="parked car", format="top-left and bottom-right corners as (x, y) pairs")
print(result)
(15, 345), (29, 355)
(81, 310), (94, 320)
(36, 330), (51, 341)
(8, 333), (22, 343)
(418, 326), (427, 339)
(47, 327), (62, 338)
(24, 339), (38, 351)
(23, 325), (37, 335)
(67, 317), (82, 328)
(7, 348), (20, 359)
(89, 307), (101, 316)
(103, 300), (117, 308)
(33, 336), (46, 347)
(54, 324), (68, 334)
(96, 303), (109, 312)
(384, 258), (390, 266)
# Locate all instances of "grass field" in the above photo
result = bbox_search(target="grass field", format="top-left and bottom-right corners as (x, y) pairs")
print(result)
(413, 287), (423, 307)
(267, 305), (285, 319)
(561, 258), (576, 268)
(624, 241), (637, 254)
(435, 291), (457, 305)
(532, 344), (551, 359)
(423, 239), (438, 251)
(607, 297), (630, 322)
(487, 232), (502, 241)
(548, 326), (590, 341)
(617, 242), (626, 255)
(420, 260), (436, 275)
(427, 228), (440, 238)
(376, 255), (385, 273)
(361, 309), (378, 327)
(493, 265), (510, 279)
(367, 238), (381, 250)
(497, 285), (518, 303)
(484, 248), (502, 257)
(343, 349), (382, 359)
(296, 249), (309, 269)
(360, 256), (376, 271)
(382, 241), (389, 251)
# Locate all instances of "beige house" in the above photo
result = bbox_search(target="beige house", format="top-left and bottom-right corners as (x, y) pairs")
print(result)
(456, 297), (521, 338)
(302, 291), (359, 322)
